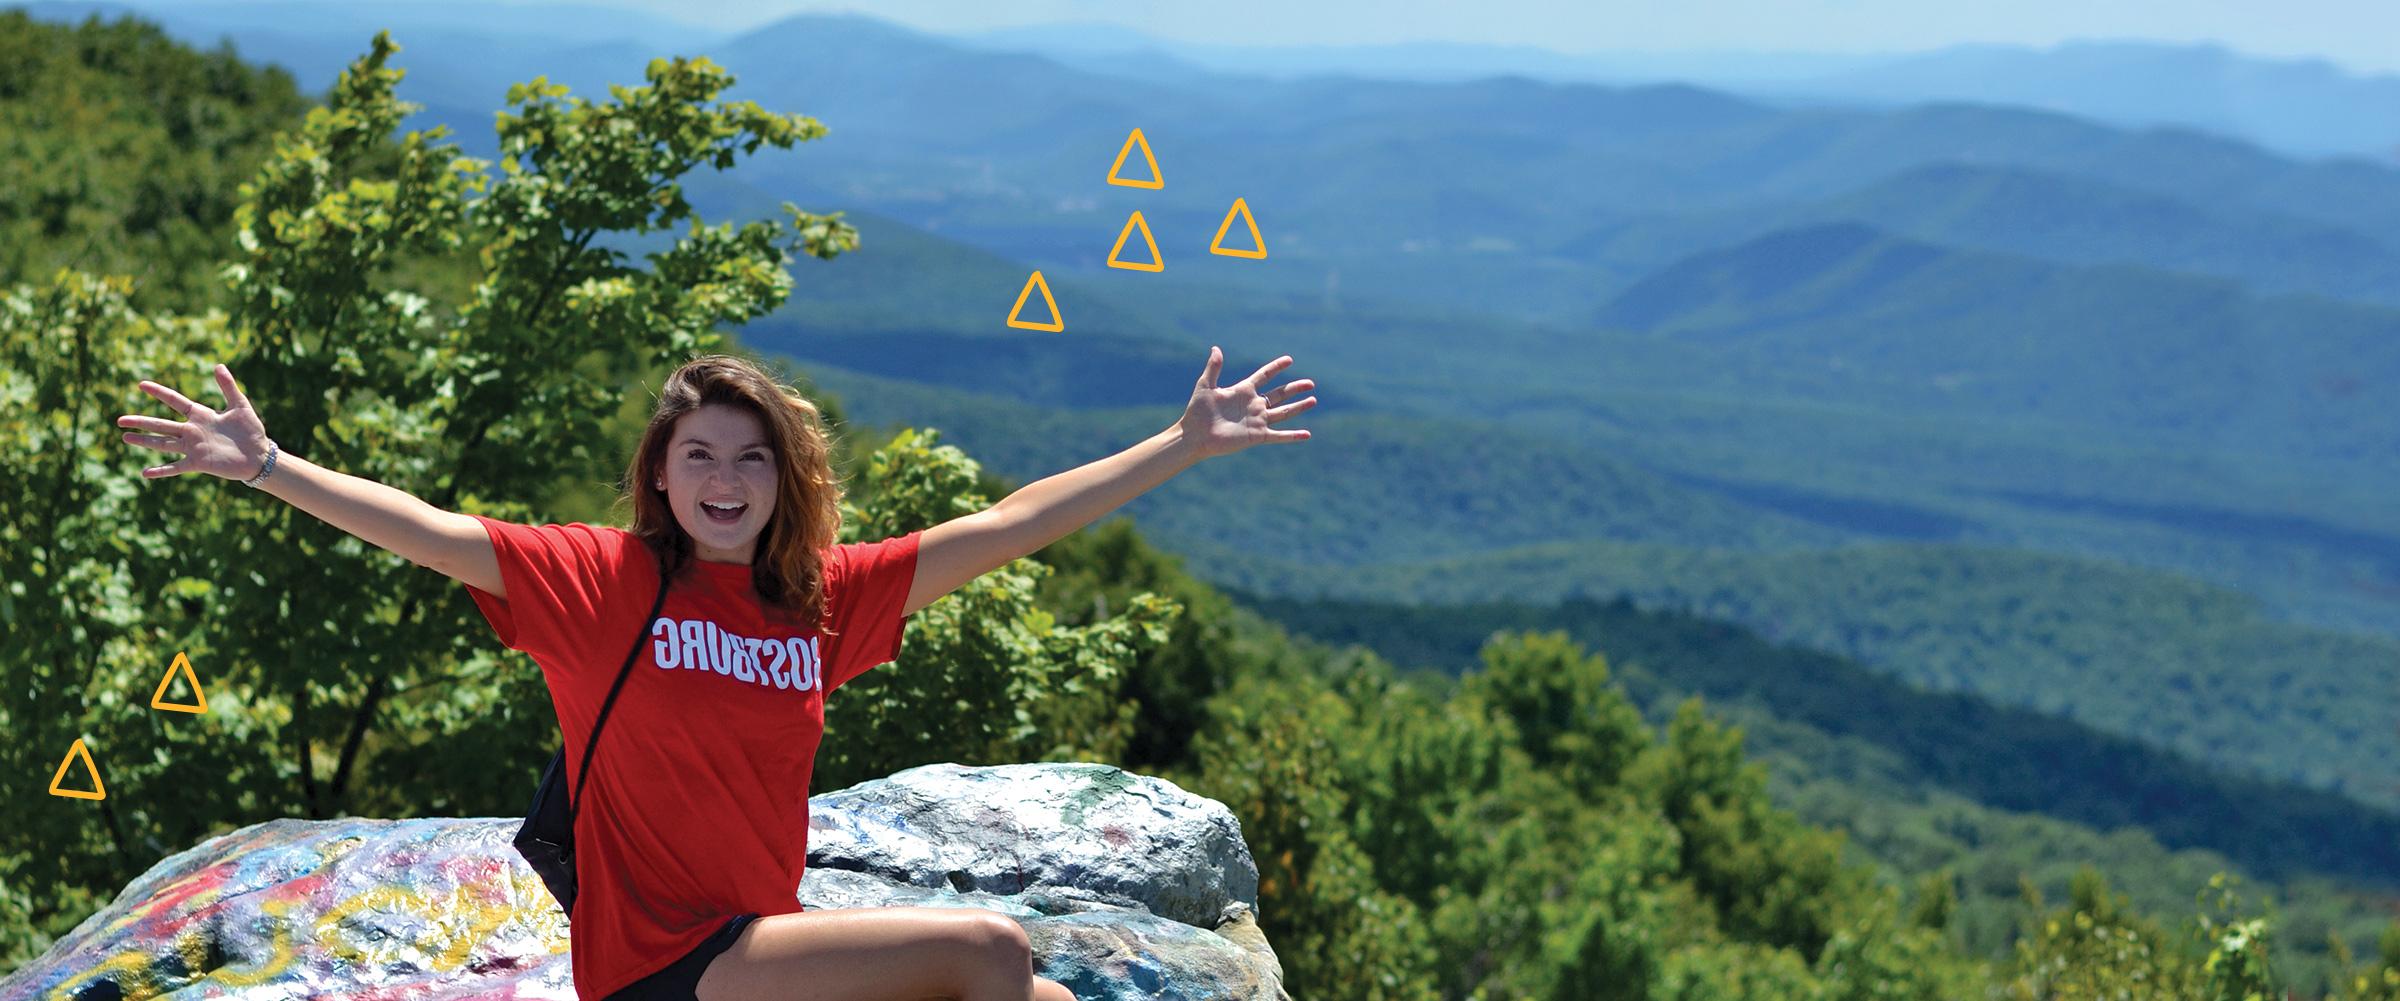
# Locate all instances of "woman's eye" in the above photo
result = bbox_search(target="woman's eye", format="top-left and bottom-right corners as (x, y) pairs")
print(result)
(741, 453), (765, 462)
(686, 449), (708, 460)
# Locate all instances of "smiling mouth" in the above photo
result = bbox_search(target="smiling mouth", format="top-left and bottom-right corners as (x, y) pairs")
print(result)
(700, 501), (748, 524)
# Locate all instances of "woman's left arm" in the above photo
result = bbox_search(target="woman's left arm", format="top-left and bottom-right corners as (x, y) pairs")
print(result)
(903, 346), (1316, 616)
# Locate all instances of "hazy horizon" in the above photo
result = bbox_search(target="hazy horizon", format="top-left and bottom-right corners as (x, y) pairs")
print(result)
(101, 0), (2400, 77)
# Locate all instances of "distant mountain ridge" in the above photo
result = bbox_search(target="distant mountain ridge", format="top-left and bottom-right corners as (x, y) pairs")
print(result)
(34, 5), (2400, 305)
(959, 23), (1893, 87)
(957, 24), (2400, 162)
(1792, 41), (2400, 162)
(1560, 161), (2400, 308)
(1595, 221), (2400, 463)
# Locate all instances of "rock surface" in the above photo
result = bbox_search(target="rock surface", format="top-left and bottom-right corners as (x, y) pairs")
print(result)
(1, 762), (1288, 1001)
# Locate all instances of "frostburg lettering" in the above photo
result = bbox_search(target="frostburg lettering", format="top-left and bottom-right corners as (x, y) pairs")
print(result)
(649, 616), (821, 692)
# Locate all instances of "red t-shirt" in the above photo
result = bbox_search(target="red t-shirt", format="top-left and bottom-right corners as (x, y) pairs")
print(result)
(463, 515), (922, 999)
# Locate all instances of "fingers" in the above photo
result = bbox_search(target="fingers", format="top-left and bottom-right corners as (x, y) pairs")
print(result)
(139, 379), (209, 419)
(1264, 396), (1317, 422)
(141, 458), (193, 479)
(1198, 346), (1223, 389)
(213, 364), (252, 411)
(121, 432), (184, 453)
(1262, 378), (1316, 404)
(1236, 355), (1293, 391)
(116, 414), (185, 436)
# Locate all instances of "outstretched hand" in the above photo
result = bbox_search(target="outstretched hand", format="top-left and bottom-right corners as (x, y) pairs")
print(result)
(117, 364), (273, 481)
(1178, 347), (1316, 460)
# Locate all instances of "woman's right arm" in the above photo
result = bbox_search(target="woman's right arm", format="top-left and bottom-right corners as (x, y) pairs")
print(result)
(118, 364), (508, 599)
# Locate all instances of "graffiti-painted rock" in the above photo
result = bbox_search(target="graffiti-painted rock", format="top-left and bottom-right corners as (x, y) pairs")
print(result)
(0, 762), (1289, 1001)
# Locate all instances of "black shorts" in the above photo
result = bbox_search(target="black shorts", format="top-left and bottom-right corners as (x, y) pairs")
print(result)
(606, 912), (762, 1001)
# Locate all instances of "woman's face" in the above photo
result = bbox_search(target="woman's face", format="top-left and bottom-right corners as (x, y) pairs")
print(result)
(656, 404), (779, 564)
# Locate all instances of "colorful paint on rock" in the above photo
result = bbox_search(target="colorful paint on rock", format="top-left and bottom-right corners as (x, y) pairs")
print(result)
(4, 763), (1287, 1001)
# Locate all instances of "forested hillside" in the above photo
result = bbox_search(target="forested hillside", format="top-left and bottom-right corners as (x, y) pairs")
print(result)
(790, 360), (2400, 812)
(1220, 586), (2400, 983)
(0, 9), (306, 303)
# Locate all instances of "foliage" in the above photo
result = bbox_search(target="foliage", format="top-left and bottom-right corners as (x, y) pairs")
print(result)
(1176, 673), (1441, 1001)
(811, 427), (1180, 792)
(1461, 629), (1650, 804)
(1996, 867), (2289, 1000)
(0, 271), (229, 962)
(1027, 515), (1279, 774)
(2332, 922), (2400, 1001)
(0, 11), (308, 306)
(1237, 586), (2400, 993)
(1153, 623), (1993, 1000)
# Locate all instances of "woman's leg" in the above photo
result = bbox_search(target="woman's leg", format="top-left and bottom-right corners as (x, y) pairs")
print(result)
(692, 906), (1077, 1001)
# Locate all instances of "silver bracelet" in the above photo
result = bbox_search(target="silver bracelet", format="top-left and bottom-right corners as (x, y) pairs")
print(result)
(242, 439), (280, 488)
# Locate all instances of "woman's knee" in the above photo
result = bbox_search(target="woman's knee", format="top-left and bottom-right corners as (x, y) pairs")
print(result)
(961, 910), (1032, 964)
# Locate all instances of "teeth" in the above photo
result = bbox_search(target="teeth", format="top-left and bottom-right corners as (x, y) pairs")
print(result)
(703, 501), (744, 512)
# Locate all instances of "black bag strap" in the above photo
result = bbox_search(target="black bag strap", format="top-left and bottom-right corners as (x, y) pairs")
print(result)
(568, 567), (673, 824)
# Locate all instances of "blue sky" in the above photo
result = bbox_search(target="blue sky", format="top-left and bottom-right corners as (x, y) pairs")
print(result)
(551, 0), (2396, 74)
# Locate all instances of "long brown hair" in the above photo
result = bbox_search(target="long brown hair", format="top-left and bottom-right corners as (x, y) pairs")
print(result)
(623, 353), (844, 632)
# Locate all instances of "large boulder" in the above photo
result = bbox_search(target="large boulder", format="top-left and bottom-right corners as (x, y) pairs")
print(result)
(1, 762), (1288, 1001)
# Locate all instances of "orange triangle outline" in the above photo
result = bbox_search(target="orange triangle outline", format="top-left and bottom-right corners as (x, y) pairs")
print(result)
(1006, 270), (1064, 331)
(1106, 127), (1163, 189)
(1209, 197), (1268, 259)
(151, 650), (207, 714)
(49, 737), (105, 800)
(1108, 210), (1165, 272)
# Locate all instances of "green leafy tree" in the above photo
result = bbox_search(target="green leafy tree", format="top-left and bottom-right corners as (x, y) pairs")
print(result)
(1462, 629), (1650, 796)
(1529, 808), (1677, 1000)
(1180, 673), (1440, 1001)
(2003, 867), (2185, 999)
(1633, 698), (1862, 961)
(1656, 941), (1825, 1000)
(1418, 632), (1676, 999)
(1997, 866), (2288, 1001)
(0, 271), (231, 956)
(811, 427), (1180, 791)
(2333, 922), (2400, 1000)
(1810, 890), (1990, 1000)
(2193, 874), (2281, 1001)
(1907, 869), (1959, 933)
(1322, 667), (1510, 910)
(1030, 515), (1262, 773)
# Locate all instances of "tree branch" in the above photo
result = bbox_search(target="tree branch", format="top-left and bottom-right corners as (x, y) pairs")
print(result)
(296, 682), (320, 819)
(45, 280), (90, 560)
(329, 596), (413, 808)
(98, 793), (130, 866)
(419, 224), (601, 508)
(518, 226), (597, 334)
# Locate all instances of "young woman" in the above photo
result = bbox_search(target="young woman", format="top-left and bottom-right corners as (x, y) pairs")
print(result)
(116, 349), (1316, 1001)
